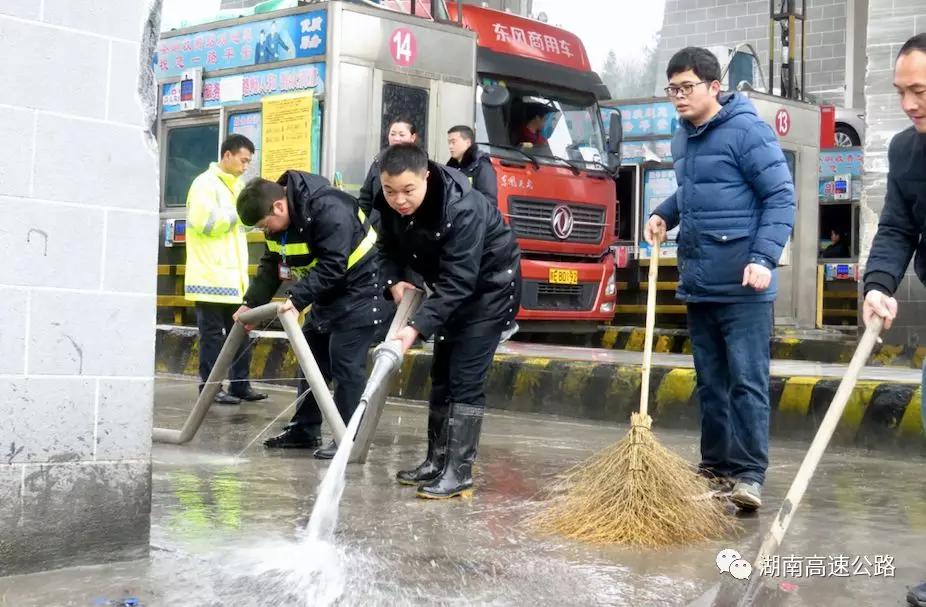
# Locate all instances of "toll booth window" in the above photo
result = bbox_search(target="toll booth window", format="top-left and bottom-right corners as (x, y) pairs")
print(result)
(381, 83), (428, 150)
(163, 123), (220, 208)
(817, 148), (862, 262)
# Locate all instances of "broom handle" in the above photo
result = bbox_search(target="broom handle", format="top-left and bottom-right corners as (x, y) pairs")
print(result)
(751, 317), (882, 571)
(638, 242), (660, 417)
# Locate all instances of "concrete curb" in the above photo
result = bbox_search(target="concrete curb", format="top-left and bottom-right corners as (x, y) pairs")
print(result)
(521, 326), (926, 370)
(155, 327), (924, 451)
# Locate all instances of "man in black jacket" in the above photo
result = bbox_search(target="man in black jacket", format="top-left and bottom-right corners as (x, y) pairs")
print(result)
(374, 143), (522, 500)
(234, 171), (384, 458)
(860, 34), (926, 606)
(446, 125), (498, 206)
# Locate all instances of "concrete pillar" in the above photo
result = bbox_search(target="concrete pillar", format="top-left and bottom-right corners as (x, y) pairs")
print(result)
(844, 0), (868, 109)
(0, 0), (160, 575)
(859, 0), (924, 346)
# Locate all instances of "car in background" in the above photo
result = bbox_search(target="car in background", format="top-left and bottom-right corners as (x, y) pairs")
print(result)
(834, 107), (865, 147)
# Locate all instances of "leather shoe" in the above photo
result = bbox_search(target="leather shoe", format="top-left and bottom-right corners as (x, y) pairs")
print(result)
(214, 390), (241, 405)
(263, 426), (323, 449)
(313, 440), (338, 460)
(230, 388), (268, 402)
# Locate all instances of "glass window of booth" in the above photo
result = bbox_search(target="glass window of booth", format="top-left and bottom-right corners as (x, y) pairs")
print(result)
(381, 82), (429, 151)
(163, 123), (220, 208)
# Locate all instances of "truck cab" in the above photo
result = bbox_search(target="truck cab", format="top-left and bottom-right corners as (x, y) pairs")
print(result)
(450, 5), (621, 331)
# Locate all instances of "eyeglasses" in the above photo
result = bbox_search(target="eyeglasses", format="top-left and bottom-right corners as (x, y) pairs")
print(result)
(664, 81), (707, 98)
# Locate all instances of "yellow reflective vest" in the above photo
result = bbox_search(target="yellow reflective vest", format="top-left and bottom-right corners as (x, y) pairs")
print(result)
(184, 162), (249, 304)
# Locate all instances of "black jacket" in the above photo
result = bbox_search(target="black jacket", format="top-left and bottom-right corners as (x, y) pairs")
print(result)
(863, 127), (926, 295)
(357, 155), (382, 219)
(374, 162), (521, 340)
(244, 171), (384, 332)
(446, 146), (498, 206)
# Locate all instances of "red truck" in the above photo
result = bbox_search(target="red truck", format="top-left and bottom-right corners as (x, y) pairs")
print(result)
(448, 4), (622, 331)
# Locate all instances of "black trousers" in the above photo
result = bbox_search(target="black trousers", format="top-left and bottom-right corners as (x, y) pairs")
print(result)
(429, 333), (502, 410)
(195, 302), (252, 395)
(290, 323), (380, 434)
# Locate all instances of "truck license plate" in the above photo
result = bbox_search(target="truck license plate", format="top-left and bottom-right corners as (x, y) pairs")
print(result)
(548, 268), (578, 285)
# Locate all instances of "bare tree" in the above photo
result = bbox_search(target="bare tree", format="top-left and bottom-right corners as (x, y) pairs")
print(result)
(599, 41), (662, 100)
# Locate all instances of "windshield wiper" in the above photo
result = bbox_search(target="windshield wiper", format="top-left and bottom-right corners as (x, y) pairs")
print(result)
(476, 142), (540, 169)
(535, 153), (583, 176)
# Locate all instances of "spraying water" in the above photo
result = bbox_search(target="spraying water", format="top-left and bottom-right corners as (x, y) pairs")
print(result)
(305, 402), (366, 542)
(247, 402), (367, 606)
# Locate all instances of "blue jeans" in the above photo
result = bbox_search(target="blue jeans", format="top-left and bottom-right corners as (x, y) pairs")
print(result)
(687, 302), (773, 485)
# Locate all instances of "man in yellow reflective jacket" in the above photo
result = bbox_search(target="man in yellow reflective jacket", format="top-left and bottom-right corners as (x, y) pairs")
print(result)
(185, 134), (267, 405)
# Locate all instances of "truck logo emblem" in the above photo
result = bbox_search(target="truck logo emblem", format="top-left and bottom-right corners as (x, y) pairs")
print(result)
(551, 205), (574, 240)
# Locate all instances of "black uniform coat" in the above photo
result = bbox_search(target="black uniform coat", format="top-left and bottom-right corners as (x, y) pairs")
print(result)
(863, 127), (926, 295)
(374, 161), (521, 340)
(446, 146), (498, 206)
(244, 171), (385, 332)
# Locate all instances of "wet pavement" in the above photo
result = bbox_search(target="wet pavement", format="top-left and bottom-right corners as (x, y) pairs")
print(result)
(2, 377), (925, 606)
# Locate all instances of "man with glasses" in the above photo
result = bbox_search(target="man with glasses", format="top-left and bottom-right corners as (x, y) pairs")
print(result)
(643, 47), (795, 511)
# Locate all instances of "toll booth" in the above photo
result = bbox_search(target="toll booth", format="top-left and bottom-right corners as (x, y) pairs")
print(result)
(154, 2), (476, 323)
(741, 91), (820, 328)
(605, 91), (822, 329)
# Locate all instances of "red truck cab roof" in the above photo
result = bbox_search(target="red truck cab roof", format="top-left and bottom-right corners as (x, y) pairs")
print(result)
(447, 4), (592, 74)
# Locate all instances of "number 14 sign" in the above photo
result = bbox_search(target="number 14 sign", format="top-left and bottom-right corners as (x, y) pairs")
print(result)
(390, 28), (418, 67)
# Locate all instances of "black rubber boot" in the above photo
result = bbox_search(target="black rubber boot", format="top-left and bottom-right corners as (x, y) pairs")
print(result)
(396, 399), (449, 485)
(417, 403), (483, 500)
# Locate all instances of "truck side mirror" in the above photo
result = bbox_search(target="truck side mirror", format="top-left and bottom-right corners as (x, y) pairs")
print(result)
(608, 112), (623, 155)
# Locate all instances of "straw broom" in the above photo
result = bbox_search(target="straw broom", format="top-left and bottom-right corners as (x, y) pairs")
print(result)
(530, 242), (735, 547)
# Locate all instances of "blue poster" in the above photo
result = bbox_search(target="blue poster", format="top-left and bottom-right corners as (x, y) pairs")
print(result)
(154, 11), (326, 79)
(621, 139), (673, 164)
(818, 148), (863, 202)
(617, 102), (677, 138)
(161, 63), (326, 113)
(228, 112), (262, 183)
(639, 168), (679, 257)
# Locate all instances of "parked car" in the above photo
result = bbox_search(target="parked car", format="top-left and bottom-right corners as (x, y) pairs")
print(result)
(834, 107), (865, 147)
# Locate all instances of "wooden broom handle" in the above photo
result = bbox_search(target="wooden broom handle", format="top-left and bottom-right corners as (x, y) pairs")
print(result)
(751, 316), (883, 572)
(638, 242), (660, 417)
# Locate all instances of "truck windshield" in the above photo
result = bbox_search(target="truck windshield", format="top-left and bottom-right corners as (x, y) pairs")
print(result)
(475, 82), (607, 172)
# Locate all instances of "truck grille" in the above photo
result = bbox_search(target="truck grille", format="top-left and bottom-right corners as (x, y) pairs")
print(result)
(521, 280), (598, 311)
(507, 199), (606, 244)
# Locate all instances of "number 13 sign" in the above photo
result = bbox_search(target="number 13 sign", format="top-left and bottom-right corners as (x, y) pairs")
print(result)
(390, 28), (417, 67)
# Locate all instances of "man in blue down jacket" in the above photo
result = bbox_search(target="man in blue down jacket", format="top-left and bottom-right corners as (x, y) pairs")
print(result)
(644, 47), (795, 511)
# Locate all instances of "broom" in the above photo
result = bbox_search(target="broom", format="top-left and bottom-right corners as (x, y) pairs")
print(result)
(530, 242), (735, 547)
